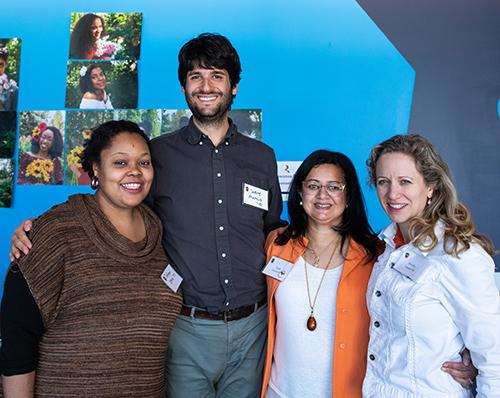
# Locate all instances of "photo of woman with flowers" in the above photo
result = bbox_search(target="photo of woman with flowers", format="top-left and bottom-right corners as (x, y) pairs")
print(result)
(69, 12), (142, 61)
(18, 111), (64, 185)
(65, 109), (113, 185)
(66, 61), (138, 109)
(0, 159), (14, 208)
(0, 38), (21, 111)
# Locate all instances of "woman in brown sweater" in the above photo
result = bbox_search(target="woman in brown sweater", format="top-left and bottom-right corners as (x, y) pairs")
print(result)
(0, 120), (182, 397)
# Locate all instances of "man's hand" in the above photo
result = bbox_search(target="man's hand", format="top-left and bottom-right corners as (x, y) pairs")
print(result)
(441, 349), (477, 389)
(10, 219), (34, 261)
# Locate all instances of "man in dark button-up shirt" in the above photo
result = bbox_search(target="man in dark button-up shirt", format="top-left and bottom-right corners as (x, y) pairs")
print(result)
(151, 33), (284, 397)
(8, 33), (284, 398)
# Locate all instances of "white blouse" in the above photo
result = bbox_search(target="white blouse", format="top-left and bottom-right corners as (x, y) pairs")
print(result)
(363, 221), (500, 398)
(267, 257), (343, 398)
(79, 94), (113, 109)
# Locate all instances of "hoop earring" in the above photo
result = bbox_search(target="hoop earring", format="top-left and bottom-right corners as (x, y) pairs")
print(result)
(91, 176), (99, 190)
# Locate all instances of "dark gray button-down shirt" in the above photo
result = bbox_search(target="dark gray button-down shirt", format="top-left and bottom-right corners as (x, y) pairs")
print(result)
(148, 118), (284, 312)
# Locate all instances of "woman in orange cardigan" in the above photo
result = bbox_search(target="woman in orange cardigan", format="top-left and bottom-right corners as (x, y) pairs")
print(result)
(261, 150), (381, 397)
(260, 150), (476, 398)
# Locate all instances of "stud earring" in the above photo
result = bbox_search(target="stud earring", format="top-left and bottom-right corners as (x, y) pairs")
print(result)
(91, 176), (99, 190)
(299, 201), (303, 206)
(427, 197), (431, 205)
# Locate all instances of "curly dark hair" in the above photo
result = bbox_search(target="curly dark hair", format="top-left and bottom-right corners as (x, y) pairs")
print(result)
(178, 33), (241, 90)
(81, 120), (150, 178)
(70, 13), (107, 59)
(277, 149), (381, 261)
(79, 63), (107, 95)
(31, 126), (63, 159)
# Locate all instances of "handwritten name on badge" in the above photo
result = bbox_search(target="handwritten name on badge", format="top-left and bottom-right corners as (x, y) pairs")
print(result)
(161, 264), (183, 293)
(262, 256), (293, 281)
(242, 183), (269, 211)
(392, 252), (430, 282)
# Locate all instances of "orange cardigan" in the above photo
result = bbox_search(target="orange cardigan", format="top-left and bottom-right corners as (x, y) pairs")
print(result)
(260, 229), (375, 398)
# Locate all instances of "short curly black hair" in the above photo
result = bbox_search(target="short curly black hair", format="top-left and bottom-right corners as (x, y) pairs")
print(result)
(81, 120), (150, 178)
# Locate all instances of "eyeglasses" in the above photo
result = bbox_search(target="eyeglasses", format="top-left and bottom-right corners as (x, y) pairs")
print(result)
(302, 180), (346, 196)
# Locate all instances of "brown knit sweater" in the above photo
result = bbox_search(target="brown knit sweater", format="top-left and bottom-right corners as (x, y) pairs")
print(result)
(16, 194), (182, 397)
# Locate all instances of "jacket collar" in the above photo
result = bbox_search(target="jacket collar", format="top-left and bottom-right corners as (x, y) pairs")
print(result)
(379, 220), (446, 257)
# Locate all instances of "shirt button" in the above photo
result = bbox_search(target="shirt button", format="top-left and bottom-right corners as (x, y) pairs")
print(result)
(225, 141), (229, 145)
(221, 253), (227, 258)
(216, 172), (221, 177)
(341, 308), (348, 314)
(224, 279), (229, 284)
(405, 253), (410, 258)
(217, 199), (223, 204)
(199, 141), (203, 145)
(215, 149), (219, 153)
(374, 321), (380, 328)
(339, 343), (346, 349)
(225, 302), (230, 306)
(369, 354), (375, 361)
(219, 226), (224, 231)
(375, 291), (381, 297)
(390, 262), (395, 268)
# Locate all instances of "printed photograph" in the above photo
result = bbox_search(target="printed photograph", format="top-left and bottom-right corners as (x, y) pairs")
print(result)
(69, 12), (142, 60)
(0, 158), (14, 208)
(0, 111), (17, 158)
(113, 109), (162, 138)
(65, 110), (113, 185)
(66, 60), (138, 109)
(160, 109), (262, 140)
(0, 38), (21, 111)
(18, 111), (65, 185)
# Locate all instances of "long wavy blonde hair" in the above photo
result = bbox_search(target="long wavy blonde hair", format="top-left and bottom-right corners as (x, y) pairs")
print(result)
(367, 134), (495, 256)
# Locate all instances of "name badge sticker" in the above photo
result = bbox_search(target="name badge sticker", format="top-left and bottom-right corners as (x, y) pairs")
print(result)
(392, 252), (431, 282)
(161, 264), (183, 293)
(262, 256), (294, 281)
(242, 183), (269, 211)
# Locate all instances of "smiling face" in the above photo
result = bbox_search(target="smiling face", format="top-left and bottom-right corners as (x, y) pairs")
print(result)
(375, 152), (434, 239)
(90, 66), (106, 91)
(183, 67), (237, 124)
(301, 164), (347, 229)
(90, 17), (103, 41)
(38, 129), (54, 153)
(93, 132), (153, 212)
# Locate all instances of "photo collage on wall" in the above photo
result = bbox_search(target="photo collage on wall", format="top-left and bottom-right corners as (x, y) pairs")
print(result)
(65, 12), (142, 110)
(3, 13), (264, 202)
(18, 109), (262, 186)
(0, 38), (21, 208)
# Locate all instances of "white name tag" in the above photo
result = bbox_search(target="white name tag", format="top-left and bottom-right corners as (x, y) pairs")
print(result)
(392, 252), (431, 282)
(262, 256), (293, 281)
(242, 183), (269, 211)
(161, 264), (183, 293)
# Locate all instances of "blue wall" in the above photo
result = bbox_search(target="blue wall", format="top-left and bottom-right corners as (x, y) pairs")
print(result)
(0, 0), (414, 280)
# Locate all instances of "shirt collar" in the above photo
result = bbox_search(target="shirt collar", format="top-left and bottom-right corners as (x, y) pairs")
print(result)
(182, 116), (239, 145)
(379, 219), (447, 256)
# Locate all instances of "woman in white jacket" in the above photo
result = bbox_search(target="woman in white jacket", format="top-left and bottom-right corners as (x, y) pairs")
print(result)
(363, 134), (500, 398)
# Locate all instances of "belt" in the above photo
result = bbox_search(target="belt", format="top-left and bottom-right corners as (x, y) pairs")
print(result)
(180, 298), (267, 322)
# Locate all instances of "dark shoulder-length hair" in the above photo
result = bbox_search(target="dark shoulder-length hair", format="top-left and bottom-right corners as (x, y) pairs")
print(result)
(31, 126), (63, 159)
(277, 149), (381, 261)
(70, 13), (106, 59)
(79, 63), (106, 94)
